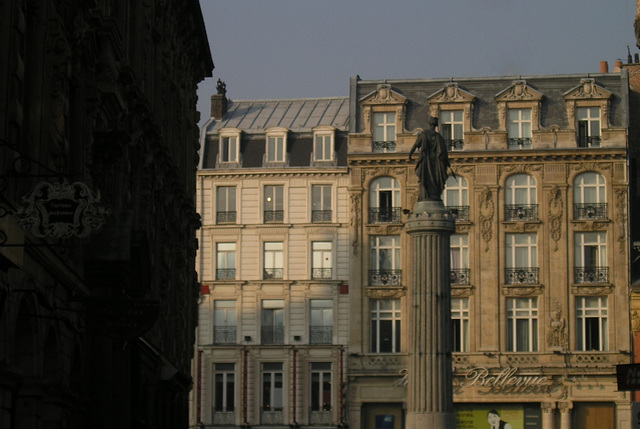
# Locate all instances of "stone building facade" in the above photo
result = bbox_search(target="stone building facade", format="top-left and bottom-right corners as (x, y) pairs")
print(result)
(0, 1), (212, 428)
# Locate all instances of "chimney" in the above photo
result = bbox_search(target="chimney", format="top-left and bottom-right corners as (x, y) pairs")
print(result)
(211, 79), (228, 120)
(613, 60), (623, 72)
(600, 61), (609, 73)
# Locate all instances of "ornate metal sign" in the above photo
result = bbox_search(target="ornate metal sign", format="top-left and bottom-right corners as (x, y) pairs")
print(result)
(16, 181), (109, 239)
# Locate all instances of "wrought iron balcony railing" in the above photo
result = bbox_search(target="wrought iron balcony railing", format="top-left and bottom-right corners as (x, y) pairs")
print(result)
(368, 207), (402, 224)
(578, 136), (601, 148)
(309, 326), (333, 344)
(508, 137), (532, 149)
(312, 268), (332, 280)
(213, 327), (237, 344)
(450, 268), (470, 285)
(263, 268), (283, 280)
(574, 266), (609, 284)
(373, 141), (397, 152)
(216, 211), (237, 223)
(446, 205), (469, 222)
(216, 268), (236, 280)
(446, 139), (464, 151)
(261, 326), (285, 345)
(369, 269), (402, 286)
(504, 204), (538, 221)
(264, 210), (284, 223)
(574, 203), (607, 220)
(312, 210), (332, 222)
(505, 267), (539, 284)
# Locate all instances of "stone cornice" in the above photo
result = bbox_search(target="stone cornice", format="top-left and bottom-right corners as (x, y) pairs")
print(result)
(197, 167), (348, 178)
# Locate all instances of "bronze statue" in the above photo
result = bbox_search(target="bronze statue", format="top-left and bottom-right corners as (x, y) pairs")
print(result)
(409, 117), (451, 201)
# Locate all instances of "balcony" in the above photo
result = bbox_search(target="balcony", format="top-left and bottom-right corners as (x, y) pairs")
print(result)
(312, 268), (332, 280)
(505, 204), (538, 221)
(505, 267), (539, 285)
(213, 326), (237, 344)
(446, 205), (469, 223)
(574, 203), (607, 220)
(373, 141), (396, 153)
(369, 270), (402, 286)
(312, 210), (332, 222)
(508, 138), (532, 149)
(264, 210), (284, 223)
(310, 326), (333, 344)
(446, 139), (464, 151)
(263, 268), (283, 280)
(578, 136), (601, 148)
(216, 211), (236, 224)
(574, 266), (609, 284)
(216, 268), (236, 280)
(261, 326), (285, 345)
(450, 268), (470, 285)
(368, 207), (402, 224)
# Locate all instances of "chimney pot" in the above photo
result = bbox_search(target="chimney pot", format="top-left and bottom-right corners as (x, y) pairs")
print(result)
(600, 61), (609, 73)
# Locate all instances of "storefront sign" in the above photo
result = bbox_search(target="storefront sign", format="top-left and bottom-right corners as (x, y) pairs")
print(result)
(16, 181), (109, 239)
(461, 366), (551, 394)
(616, 363), (640, 391)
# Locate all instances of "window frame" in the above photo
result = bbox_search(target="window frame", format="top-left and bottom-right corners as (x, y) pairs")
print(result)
(369, 176), (401, 223)
(443, 176), (469, 222)
(369, 235), (402, 286)
(311, 184), (332, 223)
(574, 172), (607, 220)
(506, 297), (538, 352)
(265, 127), (288, 166)
(451, 298), (469, 352)
(213, 363), (236, 413)
(261, 300), (285, 345)
(576, 296), (608, 351)
(312, 126), (336, 164)
(311, 241), (333, 280)
(310, 362), (333, 412)
(576, 106), (601, 147)
(450, 234), (469, 285)
(574, 232), (608, 284)
(216, 242), (236, 280)
(310, 299), (333, 344)
(263, 185), (284, 223)
(214, 300), (237, 345)
(218, 128), (242, 166)
(504, 174), (538, 221)
(439, 110), (464, 150)
(216, 186), (237, 224)
(370, 299), (402, 354)
(263, 241), (284, 279)
(261, 362), (284, 413)
(372, 111), (397, 152)
(505, 233), (538, 284)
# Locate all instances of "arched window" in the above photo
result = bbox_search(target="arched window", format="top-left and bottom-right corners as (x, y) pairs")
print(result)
(504, 174), (537, 221)
(574, 172), (607, 220)
(443, 176), (468, 222)
(368, 177), (401, 223)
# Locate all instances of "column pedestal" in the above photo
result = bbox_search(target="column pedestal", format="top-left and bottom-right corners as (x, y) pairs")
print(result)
(405, 200), (456, 429)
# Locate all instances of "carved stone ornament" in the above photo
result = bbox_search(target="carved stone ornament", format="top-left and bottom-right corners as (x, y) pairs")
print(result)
(451, 286), (474, 297)
(495, 80), (544, 102)
(502, 286), (542, 296)
(350, 193), (361, 254)
(571, 285), (612, 295)
(564, 78), (613, 100)
(547, 302), (568, 348)
(16, 181), (110, 239)
(615, 188), (627, 255)
(548, 186), (564, 251)
(632, 311), (640, 335)
(479, 187), (494, 251)
(366, 287), (406, 299)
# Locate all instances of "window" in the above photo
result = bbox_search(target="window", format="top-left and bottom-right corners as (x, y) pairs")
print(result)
(266, 135), (286, 163)
(216, 243), (236, 280)
(311, 185), (332, 222)
(576, 296), (608, 351)
(507, 297), (538, 352)
(450, 234), (469, 285)
(216, 186), (236, 223)
(575, 232), (608, 283)
(310, 300), (333, 344)
(213, 363), (235, 424)
(505, 233), (538, 284)
(310, 363), (332, 412)
(214, 301), (237, 344)
(263, 242), (284, 279)
(220, 136), (238, 163)
(443, 176), (469, 222)
(577, 107), (601, 147)
(312, 242), (332, 279)
(370, 299), (401, 353)
(369, 177), (401, 223)
(574, 172), (607, 220)
(369, 235), (401, 286)
(261, 300), (284, 344)
(313, 128), (335, 162)
(505, 174), (537, 221)
(264, 185), (284, 223)
(451, 298), (469, 352)
(507, 108), (532, 148)
(439, 110), (464, 150)
(372, 112), (396, 152)
(261, 363), (284, 420)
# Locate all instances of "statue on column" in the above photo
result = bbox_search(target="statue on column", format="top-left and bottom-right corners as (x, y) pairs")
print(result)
(408, 116), (451, 201)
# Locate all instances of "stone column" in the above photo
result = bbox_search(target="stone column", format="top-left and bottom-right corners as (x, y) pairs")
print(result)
(541, 402), (556, 429)
(405, 200), (455, 429)
(558, 401), (572, 429)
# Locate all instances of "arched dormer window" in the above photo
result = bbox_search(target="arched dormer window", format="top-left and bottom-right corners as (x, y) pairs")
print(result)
(368, 177), (401, 224)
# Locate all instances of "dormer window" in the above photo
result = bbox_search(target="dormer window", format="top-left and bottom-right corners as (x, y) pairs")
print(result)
(495, 80), (543, 150)
(265, 127), (288, 166)
(577, 107), (601, 147)
(507, 108), (532, 149)
(564, 78), (612, 149)
(312, 126), (336, 164)
(218, 128), (241, 167)
(427, 82), (476, 152)
(360, 84), (407, 154)
(372, 112), (396, 153)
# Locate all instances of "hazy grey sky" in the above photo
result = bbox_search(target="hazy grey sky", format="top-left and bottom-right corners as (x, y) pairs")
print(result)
(197, 0), (637, 127)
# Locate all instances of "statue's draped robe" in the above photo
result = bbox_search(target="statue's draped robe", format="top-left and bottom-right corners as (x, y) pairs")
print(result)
(414, 129), (450, 201)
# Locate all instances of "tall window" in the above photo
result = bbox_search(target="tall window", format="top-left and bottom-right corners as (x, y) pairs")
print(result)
(574, 172), (607, 220)
(443, 176), (469, 222)
(372, 112), (396, 152)
(369, 177), (401, 223)
(505, 174), (537, 221)
(261, 363), (284, 417)
(576, 296), (608, 351)
(266, 135), (286, 163)
(575, 232), (608, 283)
(314, 131), (334, 162)
(440, 110), (464, 150)
(214, 300), (237, 344)
(310, 363), (332, 412)
(216, 186), (237, 223)
(220, 136), (238, 163)
(451, 298), (469, 352)
(261, 300), (285, 344)
(310, 300), (333, 344)
(216, 243), (236, 280)
(263, 242), (284, 279)
(312, 242), (332, 279)
(264, 185), (284, 223)
(311, 185), (332, 222)
(450, 234), (469, 285)
(507, 108), (532, 148)
(213, 363), (235, 412)
(505, 233), (538, 284)
(369, 235), (401, 286)
(507, 297), (538, 352)
(370, 299), (401, 353)
(577, 107), (601, 147)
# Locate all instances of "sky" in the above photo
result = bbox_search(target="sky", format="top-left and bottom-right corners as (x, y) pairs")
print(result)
(197, 0), (638, 128)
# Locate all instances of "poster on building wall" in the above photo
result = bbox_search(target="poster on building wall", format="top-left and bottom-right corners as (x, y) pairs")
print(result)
(455, 404), (540, 429)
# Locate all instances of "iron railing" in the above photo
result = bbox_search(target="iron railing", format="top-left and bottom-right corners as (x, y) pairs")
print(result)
(261, 326), (285, 345)
(312, 268), (332, 280)
(216, 211), (236, 223)
(213, 327), (237, 344)
(578, 136), (601, 148)
(369, 270), (402, 286)
(216, 268), (236, 280)
(264, 210), (284, 223)
(505, 267), (539, 284)
(312, 210), (332, 222)
(309, 326), (333, 344)
(446, 205), (469, 222)
(504, 204), (538, 221)
(574, 266), (609, 284)
(446, 139), (464, 151)
(574, 203), (607, 220)
(368, 207), (402, 224)
(373, 141), (397, 152)
(450, 268), (470, 285)
(263, 268), (283, 280)
(508, 138), (532, 149)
